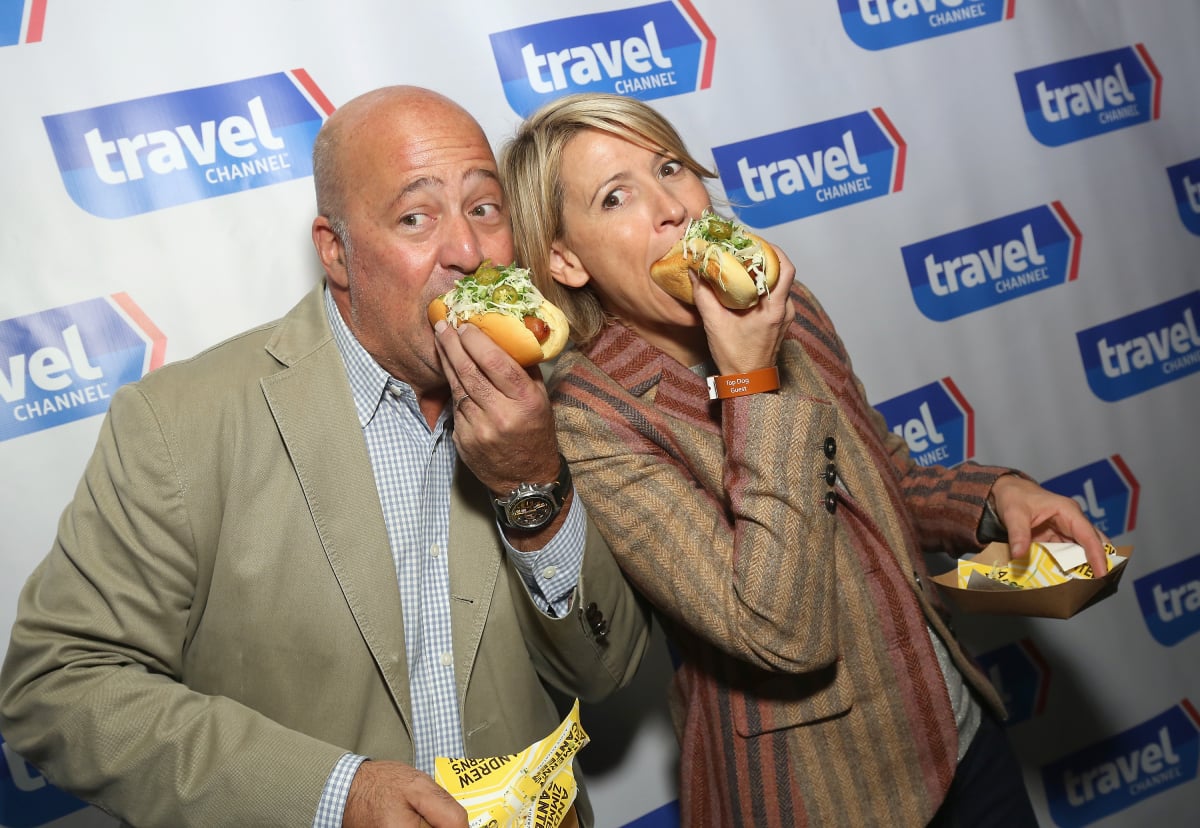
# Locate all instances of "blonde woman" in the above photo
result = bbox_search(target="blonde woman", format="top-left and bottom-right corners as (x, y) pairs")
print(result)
(500, 92), (1104, 826)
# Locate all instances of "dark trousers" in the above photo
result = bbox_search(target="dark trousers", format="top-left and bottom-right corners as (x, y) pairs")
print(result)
(927, 710), (1041, 827)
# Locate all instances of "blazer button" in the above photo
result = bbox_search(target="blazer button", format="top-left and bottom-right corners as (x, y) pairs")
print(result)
(824, 436), (837, 459)
(824, 491), (838, 514)
(585, 602), (601, 623)
(823, 463), (837, 487)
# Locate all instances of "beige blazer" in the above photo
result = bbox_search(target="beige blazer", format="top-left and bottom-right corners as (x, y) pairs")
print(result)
(0, 285), (649, 828)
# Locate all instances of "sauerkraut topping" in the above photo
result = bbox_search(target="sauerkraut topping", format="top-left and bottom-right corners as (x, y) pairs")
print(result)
(441, 261), (548, 327)
(680, 210), (770, 295)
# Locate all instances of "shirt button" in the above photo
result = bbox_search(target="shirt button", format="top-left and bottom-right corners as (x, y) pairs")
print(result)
(440, 652), (453, 667)
(541, 566), (558, 580)
(388, 385), (403, 398)
(430, 544), (441, 558)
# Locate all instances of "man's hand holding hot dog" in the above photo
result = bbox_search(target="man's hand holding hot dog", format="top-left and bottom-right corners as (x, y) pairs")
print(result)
(431, 262), (570, 547)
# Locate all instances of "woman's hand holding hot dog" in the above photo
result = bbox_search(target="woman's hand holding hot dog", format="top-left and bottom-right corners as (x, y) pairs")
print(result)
(687, 235), (797, 378)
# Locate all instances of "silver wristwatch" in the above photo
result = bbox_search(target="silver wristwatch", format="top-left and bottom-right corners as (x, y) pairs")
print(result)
(493, 455), (572, 531)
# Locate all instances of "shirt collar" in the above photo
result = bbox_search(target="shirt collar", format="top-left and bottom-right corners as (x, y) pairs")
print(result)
(324, 286), (415, 428)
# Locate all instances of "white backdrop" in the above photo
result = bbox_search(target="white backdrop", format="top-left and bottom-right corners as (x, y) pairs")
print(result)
(2, 2), (1198, 826)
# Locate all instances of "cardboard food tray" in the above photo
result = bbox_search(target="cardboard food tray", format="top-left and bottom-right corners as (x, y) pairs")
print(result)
(931, 543), (1133, 619)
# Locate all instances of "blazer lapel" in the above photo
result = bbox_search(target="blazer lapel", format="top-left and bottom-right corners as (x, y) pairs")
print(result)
(260, 291), (413, 731)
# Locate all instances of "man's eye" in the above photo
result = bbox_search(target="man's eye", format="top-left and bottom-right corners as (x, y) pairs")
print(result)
(400, 214), (429, 227)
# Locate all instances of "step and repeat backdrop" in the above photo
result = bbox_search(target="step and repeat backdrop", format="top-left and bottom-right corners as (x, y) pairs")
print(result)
(2, 1), (1198, 826)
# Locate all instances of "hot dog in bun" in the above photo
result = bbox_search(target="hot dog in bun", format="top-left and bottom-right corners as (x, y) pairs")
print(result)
(650, 210), (780, 309)
(428, 260), (569, 366)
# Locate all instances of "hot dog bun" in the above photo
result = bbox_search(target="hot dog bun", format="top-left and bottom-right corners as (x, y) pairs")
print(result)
(428, 295), (568, 367)
(650, 213), (780, 310)
(427, 261), (569, 367)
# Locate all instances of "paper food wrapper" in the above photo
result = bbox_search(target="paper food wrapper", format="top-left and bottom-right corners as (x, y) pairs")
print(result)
(955, 541), (1126, 590)
(435, 699), (587, 828)
(932, 541), (1133, 618)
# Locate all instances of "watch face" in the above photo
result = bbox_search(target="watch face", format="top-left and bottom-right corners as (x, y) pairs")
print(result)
(508, 494), (556, 528)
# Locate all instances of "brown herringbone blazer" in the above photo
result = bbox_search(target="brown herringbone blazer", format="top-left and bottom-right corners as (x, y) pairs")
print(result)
(549, 282), (1011, 827)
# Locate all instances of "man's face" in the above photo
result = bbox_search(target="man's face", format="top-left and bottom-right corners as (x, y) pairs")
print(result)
(317, 92), (514, 391)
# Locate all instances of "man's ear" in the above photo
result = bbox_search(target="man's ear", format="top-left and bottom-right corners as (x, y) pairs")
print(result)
(312, 217), (349, 289)
(549, 240), (590, 288)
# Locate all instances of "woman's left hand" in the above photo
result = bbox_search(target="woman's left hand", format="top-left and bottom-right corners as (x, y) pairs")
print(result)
(989, 474), (1111, 575)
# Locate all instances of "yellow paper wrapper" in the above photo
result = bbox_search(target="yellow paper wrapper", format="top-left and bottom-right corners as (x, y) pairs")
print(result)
(957, 541), (1126, 589)
(435, 699), (588, 828)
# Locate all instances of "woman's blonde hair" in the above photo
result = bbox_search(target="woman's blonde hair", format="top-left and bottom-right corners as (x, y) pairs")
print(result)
(499, 93), (714, 345)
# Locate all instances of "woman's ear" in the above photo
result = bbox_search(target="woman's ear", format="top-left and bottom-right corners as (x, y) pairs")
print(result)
(549, 240), (590, 288)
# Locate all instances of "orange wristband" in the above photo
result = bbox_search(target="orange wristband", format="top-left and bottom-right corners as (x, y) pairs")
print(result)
(706, 366), (781, 400)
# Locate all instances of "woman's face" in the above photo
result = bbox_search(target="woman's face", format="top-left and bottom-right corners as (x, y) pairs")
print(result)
(552, 128), (712, 362)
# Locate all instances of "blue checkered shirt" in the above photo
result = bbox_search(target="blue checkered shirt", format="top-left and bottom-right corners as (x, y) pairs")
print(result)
(313, 288), (585, 827)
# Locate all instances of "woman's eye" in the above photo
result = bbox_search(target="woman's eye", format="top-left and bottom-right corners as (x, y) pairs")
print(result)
(471, 203), (501, 218)
(602, 190), (627, 209)
(660, 160), (683, 177)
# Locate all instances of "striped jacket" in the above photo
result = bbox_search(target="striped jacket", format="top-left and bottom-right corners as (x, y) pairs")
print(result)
(549, 282), (1011, 827)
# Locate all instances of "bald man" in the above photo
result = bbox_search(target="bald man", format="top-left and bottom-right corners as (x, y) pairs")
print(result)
(0, 86), (650, 828)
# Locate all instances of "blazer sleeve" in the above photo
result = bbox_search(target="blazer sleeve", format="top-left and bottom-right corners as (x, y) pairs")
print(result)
(501, 505), (653, 703)
(0, 384), (345, 828)
(796, 286), (1017, 556)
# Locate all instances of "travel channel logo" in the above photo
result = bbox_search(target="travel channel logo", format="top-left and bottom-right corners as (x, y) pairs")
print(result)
(975, 638), (1050, 726)
(1166, 156), (1200, 237)
(1076, 291), (1200, 402)
(840, 0), (1014, 51)
(0, 0), (45, 47)
(1041, 455), (1139, 538)
(712, 109), (905, 228)
(901, 202), (1081, 321)
(1042, 701), (1200, 827)
(1015, 44), (1162, 148)
(488, 1), (714, 118)
(42, 69), (333, 219)
(0, 294), (165, 441)
(875, 377), (972, 467)
(1, 736), (90, 827)
(1135, 554), (1200, 648)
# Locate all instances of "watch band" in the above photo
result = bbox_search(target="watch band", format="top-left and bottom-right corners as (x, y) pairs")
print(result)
(493, 454), (572, 531)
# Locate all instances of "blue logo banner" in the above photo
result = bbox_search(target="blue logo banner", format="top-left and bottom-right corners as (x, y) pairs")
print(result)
(975, 639), (1050, 726)
(1015, 45), (1161, 147)
(1042, 702), (1200, 827)
(1076, 291), (1200, 402)
(489, 2), (711, 117)
(1135, 554), (1200, 647)
(1, 295), (164, 441)
(1166, 156), (1200, 237)
(902, 202), (1080, 321)
(1, 737), (89, 828)
(1041, 456), (1138, 538)
(839, 0), (1012, 51)
(874, 377), (972, 467)
(43, 70), (329, 218)
(713, 109), (904, 228)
